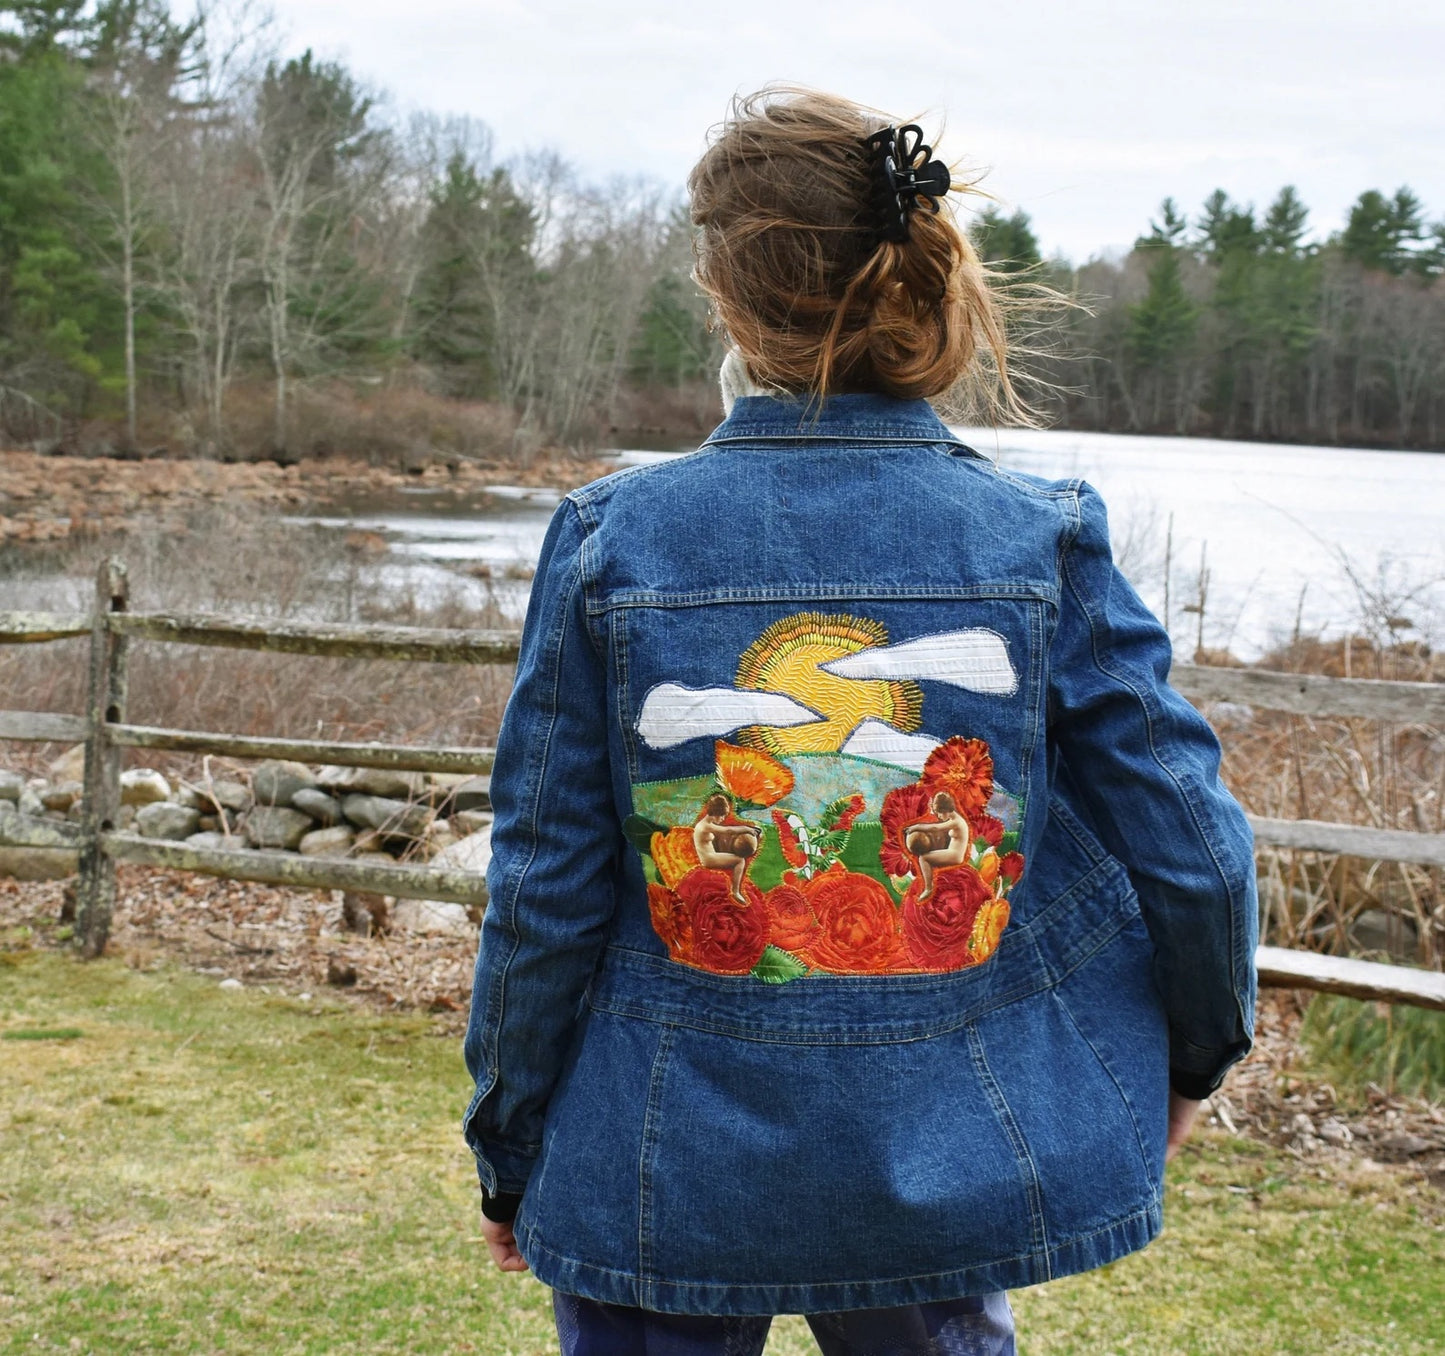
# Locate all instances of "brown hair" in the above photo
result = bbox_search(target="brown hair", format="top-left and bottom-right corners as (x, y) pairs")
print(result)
(689, 87), (1033, 421)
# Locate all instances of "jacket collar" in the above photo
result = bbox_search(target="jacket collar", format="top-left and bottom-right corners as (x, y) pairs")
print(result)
(702, 393), (975, 449)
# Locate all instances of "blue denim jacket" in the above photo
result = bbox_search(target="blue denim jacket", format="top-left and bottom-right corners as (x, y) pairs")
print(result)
(463, 394), (1257, 1314)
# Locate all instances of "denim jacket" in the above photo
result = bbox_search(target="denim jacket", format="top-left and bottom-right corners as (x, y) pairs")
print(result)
(463, 394), (1257, 1314)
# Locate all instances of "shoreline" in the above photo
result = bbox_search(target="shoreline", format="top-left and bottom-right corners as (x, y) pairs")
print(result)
(0, 448), (622, 545)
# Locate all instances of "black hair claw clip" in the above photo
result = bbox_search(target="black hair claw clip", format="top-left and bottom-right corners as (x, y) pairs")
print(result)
(864, 124), (952, 245)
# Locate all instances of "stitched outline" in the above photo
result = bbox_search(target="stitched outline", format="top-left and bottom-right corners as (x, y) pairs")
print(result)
(588, 583), (1059, 615)
(588, 862), (1134, 1046)
(965, 1023), (1051, 1278)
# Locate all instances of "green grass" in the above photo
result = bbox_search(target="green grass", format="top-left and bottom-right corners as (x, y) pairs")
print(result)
(1301, 993), (1445, 1101)
(1, 947), (1441, 1355)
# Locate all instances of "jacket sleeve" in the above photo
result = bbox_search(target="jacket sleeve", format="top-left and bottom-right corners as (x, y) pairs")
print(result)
(1048, 481), (1257, 1099)
(462, 497), (620, 1198)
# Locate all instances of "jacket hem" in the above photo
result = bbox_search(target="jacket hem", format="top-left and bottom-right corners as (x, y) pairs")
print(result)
(516, 1195), (1163, 1315)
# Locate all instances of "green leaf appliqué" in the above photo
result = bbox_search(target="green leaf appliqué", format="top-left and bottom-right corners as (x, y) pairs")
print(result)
(751, 945), (809, 985)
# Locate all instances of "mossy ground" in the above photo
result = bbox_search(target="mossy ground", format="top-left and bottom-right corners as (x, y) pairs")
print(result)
(1, 947), (1440, 1355)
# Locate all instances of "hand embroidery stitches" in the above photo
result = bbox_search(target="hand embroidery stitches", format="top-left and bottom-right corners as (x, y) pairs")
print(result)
(625, 612), (1025, 983)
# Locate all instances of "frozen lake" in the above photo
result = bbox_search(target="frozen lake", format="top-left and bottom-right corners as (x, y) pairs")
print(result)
(297, 428), (1445, 661)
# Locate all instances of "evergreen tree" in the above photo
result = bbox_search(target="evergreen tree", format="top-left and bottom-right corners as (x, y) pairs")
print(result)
(1341, 187), (1425, 274)
(1262, 186), (1309, 254)
(969, 206), (1042, 273)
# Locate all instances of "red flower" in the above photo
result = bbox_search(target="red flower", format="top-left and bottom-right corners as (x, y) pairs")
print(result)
(830, 794), (866, 832)
(974, 814), (1005, 849)
(803, 865), (906, 974)
(673, 869), (771, 974)
(647, 882), (691, 959)
(901, 864), (992, 972)
(878, 783), (933, 878)
(921, 737), (994, 821)
(771, 809), (808, 868)
(999, 852), (1025, 885)
(765, 883), (819, 954)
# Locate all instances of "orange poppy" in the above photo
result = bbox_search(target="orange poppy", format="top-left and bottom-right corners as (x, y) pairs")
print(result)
(715, 740), (795, 807)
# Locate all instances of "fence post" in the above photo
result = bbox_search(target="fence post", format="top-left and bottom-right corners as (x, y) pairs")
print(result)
(75, 558), (129, 958)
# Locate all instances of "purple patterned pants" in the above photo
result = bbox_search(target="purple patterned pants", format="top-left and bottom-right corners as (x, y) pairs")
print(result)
(553, 1290), (1016, 1356)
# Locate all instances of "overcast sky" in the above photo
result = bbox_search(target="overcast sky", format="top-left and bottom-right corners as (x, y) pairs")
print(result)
(275, 0), (1443, 262)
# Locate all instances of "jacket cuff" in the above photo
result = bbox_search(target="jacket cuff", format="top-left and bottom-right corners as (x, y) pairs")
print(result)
(480, 1190), (524, 1224)
(1168, 1031), (1251, 1101)
(1170, 1066), (1223, 1101)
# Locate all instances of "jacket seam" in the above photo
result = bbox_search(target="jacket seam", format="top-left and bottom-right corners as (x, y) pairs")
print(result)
(636, 1024), (675, 1307)
(1061, 486), (1248, 1045)
(480, 522), (586, 1172)
(521, 1196), (1160, 1291)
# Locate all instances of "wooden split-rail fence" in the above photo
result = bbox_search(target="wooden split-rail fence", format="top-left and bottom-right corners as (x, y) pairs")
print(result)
(2, 558), (1443, 1013)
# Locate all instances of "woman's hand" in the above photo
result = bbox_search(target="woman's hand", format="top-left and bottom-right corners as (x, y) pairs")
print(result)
(1166, 1091), (1202, 1161)
(480, 1213), (529, 1273)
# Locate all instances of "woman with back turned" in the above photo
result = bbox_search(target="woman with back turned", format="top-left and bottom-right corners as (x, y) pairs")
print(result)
(463, 86), (1257, 1356)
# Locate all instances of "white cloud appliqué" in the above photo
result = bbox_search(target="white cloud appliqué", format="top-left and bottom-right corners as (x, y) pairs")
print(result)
(635, 683), (823, 750)
(838, 719), (942, 772)
(820, 628), (1019, 696)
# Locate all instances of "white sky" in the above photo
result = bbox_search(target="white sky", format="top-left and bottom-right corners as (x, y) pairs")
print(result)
(275, 0), (1444, 262)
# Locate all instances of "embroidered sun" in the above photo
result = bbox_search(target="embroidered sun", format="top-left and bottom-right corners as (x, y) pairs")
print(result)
(734, 613), (923, 755)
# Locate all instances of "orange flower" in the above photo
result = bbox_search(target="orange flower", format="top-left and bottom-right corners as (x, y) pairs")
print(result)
(651, 827), (701, 889)
(765, 882), (819, 954)
(901, 863), (991, 972)
(977, 849), (1000, 888)
(968, 898), (1011, 964)
(673, 869), (771, 974)
(803, 865), (906, 974)
(921, 737), (994, 821)
(715, 740), (794, 807)
(878, 783), (933, 879)
(647, 883), (692, 959)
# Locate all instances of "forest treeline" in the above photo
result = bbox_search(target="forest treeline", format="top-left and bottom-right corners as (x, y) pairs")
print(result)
(3, 0), (1444, 459)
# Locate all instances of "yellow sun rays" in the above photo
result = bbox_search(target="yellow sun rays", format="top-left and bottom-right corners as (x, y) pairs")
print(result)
(734, 612), (923, 755)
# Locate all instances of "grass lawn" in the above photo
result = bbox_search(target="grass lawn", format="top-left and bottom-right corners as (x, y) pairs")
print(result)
(1, 947), (1441, 1355)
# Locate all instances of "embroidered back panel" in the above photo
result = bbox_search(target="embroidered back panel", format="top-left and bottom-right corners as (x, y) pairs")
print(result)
(622, 609), (1030, 984)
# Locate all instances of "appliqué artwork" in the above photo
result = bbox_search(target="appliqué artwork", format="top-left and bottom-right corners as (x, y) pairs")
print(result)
(624, 613), (1024, 983)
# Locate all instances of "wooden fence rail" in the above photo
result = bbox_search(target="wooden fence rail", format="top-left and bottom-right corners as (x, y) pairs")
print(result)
(1, 564), (1442, 1011)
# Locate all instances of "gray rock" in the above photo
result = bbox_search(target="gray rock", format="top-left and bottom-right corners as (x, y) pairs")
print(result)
(298, 825), (355, 857)
(451, 809), (493, 836)
(0, 769), (24, 803)
(292, 788), (344, 827)
(341, 793), (432, 839)
(135, 802), (202, 841)
(0, 846), (79, 880)
(317, 765), (426, 800)
(120, 768), (171, 806)
(116, 803), (137, 830)
(47, 743), (87, 785)
(1349, 908), (1418, 960)
(40, 781), (83, 812)
(185, 831), (247, 851)
(389, 898), (475, 937)
(245, 805), (313, 850)
(421, 824), (458, 859)
(430, 826), (492, 876)
(252, 760), (317, 807)
(449, 775), (491, 812)
(18, 788), (44, 817)
(178, 780), (250, 814)
(208, 781), (253, 814)
(197, 815), (219, 832)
